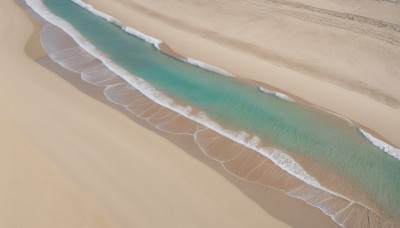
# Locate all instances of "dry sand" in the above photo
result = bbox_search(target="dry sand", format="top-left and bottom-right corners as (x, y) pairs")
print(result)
(34, 17), (338, 226)
(85, 0), (400, 147)
(0, 0), (312, 227)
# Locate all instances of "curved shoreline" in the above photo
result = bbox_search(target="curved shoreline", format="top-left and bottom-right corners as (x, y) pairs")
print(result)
(8, 1), (309, 227)
(16, 1), (340, 227)
(24, 0), (400, 226)
(70, 0), (400, 160)
(85, 0), (400, 149)
(30, 0), (320, 194)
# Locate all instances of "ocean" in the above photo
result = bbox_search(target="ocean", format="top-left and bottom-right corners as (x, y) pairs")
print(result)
(27, 0), (400, 226)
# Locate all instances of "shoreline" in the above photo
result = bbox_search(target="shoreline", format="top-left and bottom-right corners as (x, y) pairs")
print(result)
(68, 0), (400, 157)
(35, 19), (339, 228)
(28, 0), (400, 224)
(28, 1), (338, 226)
(160, 41), (399, 155)
(22, 0), (342, 226)
(0, 1), (113, 226)
(157, 35), (399, 156)
(84, 0), (400, 148)
(2, 0), (299, 227)
(7, 0), (336, 227)
(37, 50), (338, 228)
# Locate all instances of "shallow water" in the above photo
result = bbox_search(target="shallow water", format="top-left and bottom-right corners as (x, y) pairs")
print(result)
(30, 0), (400, 225)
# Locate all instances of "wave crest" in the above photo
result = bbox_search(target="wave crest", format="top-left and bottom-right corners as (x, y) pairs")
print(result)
(358, 128), (400, 160)
(26, 0), (400, 226)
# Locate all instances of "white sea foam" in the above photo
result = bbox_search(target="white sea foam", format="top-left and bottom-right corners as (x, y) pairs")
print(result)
(71, 0), (161, 48)
(185, 58), (233, 77)
(257, 85), (294, 102)
(26, 0), (396, 226)
(124, 27), (161, 48)
(72, 0), (233, 76)
(26, 0), (320, 191)
(358, 128), (400, 160)
(69, 1), (296, 94)
(259, 82), (400, 162)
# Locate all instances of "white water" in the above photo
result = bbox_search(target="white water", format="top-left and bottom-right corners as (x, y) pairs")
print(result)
(257, 85), (294, 102)
(185, 58), (233, 77)
(35, 0), (400, 161)
(26, 0), (400, 226)
(359, 129), (400, 160)
(28, 0), (319, 188)
(71, 0), (236, 77)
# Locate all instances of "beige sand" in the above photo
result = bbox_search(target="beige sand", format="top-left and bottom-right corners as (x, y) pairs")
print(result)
(0, 0), (299, 227)
(85, 0), (400, 147)
(35, 21), (338, 227)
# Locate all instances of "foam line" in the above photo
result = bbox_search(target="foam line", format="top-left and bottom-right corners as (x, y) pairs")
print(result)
(26, 0), (320, 191)
(70, 0), (161, 47)
(26, 0), (396, 226)
(184, 58), (233, 77)
(72, 0), (233, 76)
(358, 128), (400, 160)
(42, 0), (400, 160)
(69, 1), (293, 97)
(257, 85), (294, 102)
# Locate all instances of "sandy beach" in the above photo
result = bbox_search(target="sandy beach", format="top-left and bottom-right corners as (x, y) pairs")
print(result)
(85, 0), (400, 147)
(0, 0), (342, 227)
(3, 0), (400, 226)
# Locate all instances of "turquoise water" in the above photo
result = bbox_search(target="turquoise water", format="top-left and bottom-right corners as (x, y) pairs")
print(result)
(42, 0), (400, 220)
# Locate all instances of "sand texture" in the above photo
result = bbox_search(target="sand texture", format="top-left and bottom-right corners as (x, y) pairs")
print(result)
(85, 0), (400, 147)
(0, 0), (314, 227)
(3, 0), (399, 226)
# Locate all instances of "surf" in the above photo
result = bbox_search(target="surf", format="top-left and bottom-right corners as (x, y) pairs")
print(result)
(25, 0), (400, 226)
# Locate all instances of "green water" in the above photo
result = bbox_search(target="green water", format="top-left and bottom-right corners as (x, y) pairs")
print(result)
(42, 0), (400, 219)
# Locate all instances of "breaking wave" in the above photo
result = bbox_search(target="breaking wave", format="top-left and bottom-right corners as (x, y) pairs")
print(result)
(358, 128), (400, 161)
(257, 85), (294, 102)
(25, 0), (400, 226)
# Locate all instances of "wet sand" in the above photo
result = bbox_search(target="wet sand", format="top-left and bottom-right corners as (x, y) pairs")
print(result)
(85, 0), (400, 148)
(35, 1), (385, 223)
(36, 25), (338, 227)
(0, 0), (338, 227)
